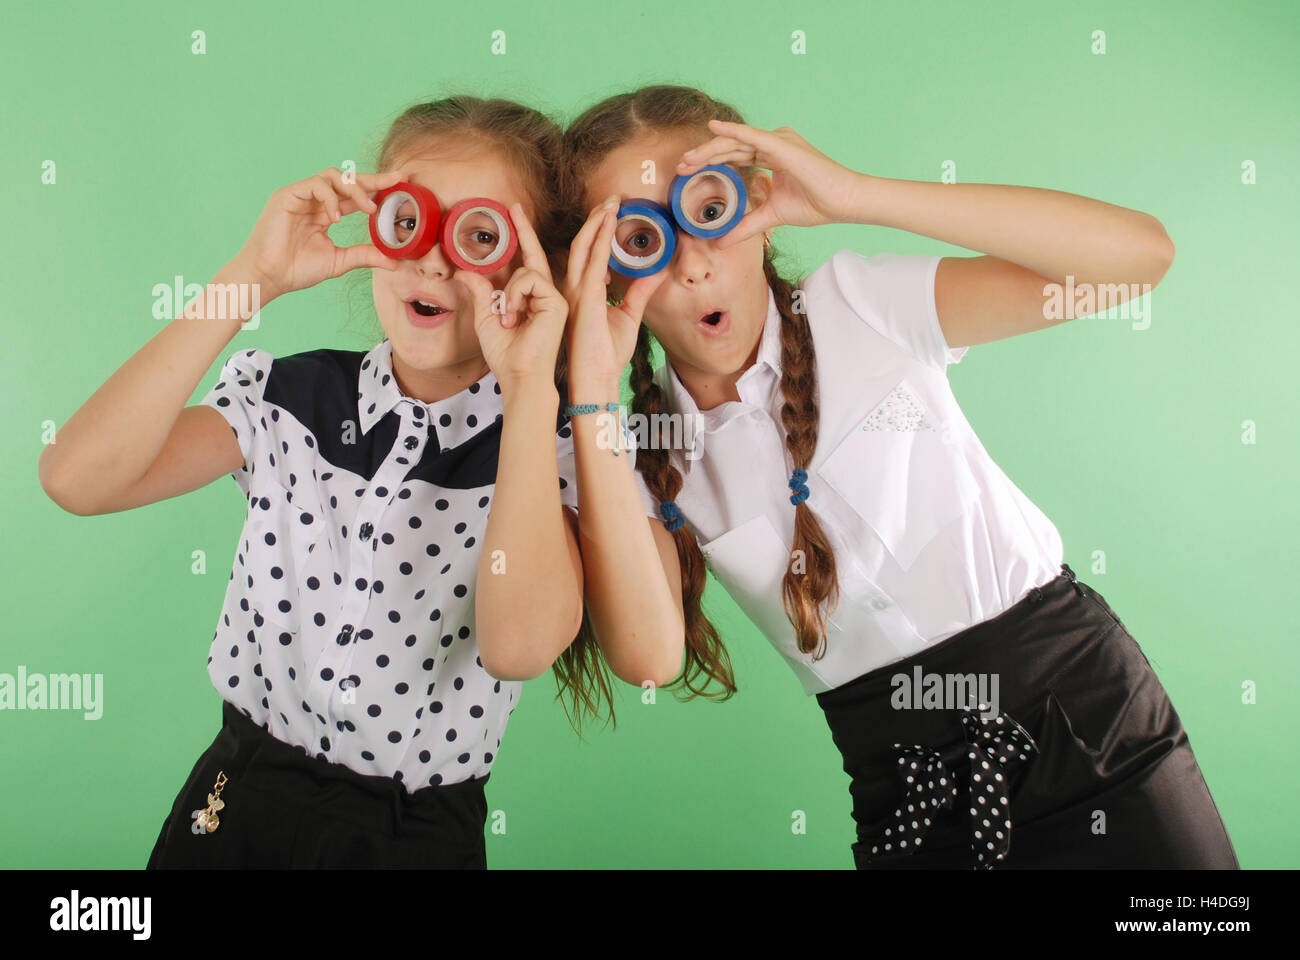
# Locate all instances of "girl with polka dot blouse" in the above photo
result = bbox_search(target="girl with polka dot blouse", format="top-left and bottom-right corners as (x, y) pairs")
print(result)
(37, 96), (685, 868)
(556, 85), (1239, 869)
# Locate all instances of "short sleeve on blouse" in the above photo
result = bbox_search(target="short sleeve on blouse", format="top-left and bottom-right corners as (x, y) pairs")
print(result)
(199, 347), (274, 495)
(820, 249), (968, 370)
(555, 420), (661, 519)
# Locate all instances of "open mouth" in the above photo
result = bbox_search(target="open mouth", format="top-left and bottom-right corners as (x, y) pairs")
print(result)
(410, 299), (450, 317)
(696, 308), (729, 335)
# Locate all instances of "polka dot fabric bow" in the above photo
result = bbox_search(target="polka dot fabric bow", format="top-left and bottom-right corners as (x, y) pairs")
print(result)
(864, 703), (1039, 869)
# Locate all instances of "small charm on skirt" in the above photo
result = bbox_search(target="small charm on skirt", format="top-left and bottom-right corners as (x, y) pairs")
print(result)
(189, 770), (228, 835)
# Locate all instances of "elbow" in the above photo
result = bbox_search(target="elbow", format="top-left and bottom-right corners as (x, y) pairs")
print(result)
(38, 450), (92, 516)
(476, 620), (544, 681)
(638, 657), (684, 691)
(611, 661), (669, 689)
(477, 640), (539, 683)
(477, 600), (584, 683)
(1143, 221), (1176, 288)
(613, 629), (686, 689)
(645, 614), (687, 688)
(655, 642), (686, 688)
(649, 663), (682, 689)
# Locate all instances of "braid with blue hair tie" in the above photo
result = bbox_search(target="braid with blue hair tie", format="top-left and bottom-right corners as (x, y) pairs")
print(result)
(658, 500), (685, 531)
(788, 468), (810, 506)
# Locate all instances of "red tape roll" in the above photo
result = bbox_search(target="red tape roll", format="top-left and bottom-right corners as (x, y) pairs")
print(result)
(369, 182), (441, 260)
(439, 197), (518, 274)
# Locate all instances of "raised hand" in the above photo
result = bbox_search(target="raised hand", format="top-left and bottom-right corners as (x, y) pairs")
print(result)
(457, 202), (569, 397)
(235, 167), (404, 303)
(676, 119), (866, 249)
(561, 197), (668, 398)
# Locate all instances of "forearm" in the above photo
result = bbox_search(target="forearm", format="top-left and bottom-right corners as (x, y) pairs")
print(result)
(39, 255), (260, 509)
(846, 173), (1175, 286)
(474, 378), (584, 678)
(569, 377), (685, 686)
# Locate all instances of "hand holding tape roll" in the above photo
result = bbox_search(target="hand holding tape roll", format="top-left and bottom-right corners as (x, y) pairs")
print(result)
(229, 167), (405, 305)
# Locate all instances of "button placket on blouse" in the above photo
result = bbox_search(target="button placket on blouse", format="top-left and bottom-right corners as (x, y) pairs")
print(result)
(736, 364), (793, 478)
(754, 375), (899, 625)
(311, 402), (429, 720)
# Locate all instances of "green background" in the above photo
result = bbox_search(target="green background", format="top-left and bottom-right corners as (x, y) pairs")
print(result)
(2, 0), (1295, 868)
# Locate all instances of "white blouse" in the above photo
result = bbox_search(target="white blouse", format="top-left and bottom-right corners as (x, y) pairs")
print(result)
(200, 338), (586, 789)
(655, 250), (1065, 695)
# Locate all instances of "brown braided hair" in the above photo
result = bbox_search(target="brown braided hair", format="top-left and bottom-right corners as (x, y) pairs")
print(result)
(560, 85), (843, 691)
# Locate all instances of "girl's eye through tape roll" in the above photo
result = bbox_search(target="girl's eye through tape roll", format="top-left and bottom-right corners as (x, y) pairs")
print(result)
(607, 164), (748, 277)
(669, 163), (748, 239)
(440, 197), (518, 274)
(370, 182), (443, 260)
(609, 199), (676, 278)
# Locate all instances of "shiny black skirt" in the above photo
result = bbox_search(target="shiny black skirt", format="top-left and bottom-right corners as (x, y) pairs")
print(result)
(815, 564), (1239, 869)
(147, 700), (489, 869)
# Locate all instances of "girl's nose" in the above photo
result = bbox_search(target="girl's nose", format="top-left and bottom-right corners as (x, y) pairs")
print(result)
(672, 233), (714, 285)
(415, 242), (455, 279)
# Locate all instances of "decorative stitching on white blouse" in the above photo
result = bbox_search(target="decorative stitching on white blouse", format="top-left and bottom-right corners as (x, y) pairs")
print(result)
(861, 384), (935, 432)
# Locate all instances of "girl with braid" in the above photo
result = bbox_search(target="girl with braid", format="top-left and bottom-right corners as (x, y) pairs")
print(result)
(557, 85), (1238, 869)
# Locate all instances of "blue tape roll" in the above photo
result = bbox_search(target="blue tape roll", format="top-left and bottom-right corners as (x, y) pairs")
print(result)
(608, 199), (676, 278)
(669, 164), (748, 239)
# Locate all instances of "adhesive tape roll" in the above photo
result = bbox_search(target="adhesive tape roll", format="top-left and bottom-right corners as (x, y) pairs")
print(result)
(608, 200), (676, 278)
(440, 198), (518, 274)
(669, 164), (747, 239)
(369, 182), (442, 259)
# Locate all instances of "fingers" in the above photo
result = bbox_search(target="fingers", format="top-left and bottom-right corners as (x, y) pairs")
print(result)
(334, 173), (380, 216)
(581, 207), (620, 306)
(619, 267), (669, 322)
(507, 202), (551, 283)
(290, 167), (405, 223)
(452, 270), (496, 326)
(565, 197), (619, 297)
(502, 269), (531, 328)
(304, 176), (342, 223)
(502, 267), (566, 330)
(355, 170), (405, 191)
(713, 204), (781, 250)
(330, 242), (399, 278)
(677, 147), (758, 175)
(678, 120), (800, 174)
(704, 118), (792, 153)
(676, 136), (756, 174)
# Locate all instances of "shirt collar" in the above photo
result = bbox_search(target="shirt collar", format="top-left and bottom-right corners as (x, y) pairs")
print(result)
(357, 339), (502, 453)
(664, 284), (783, 475)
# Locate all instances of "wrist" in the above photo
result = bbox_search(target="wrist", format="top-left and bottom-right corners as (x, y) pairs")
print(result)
(563, 400), (633, 458)
(499, 374), (560, 410)
(566, 376), (622, 403)
(223, 251), (282, 306)
(842, 171), (884, 225)
(178, 258), (267, 328)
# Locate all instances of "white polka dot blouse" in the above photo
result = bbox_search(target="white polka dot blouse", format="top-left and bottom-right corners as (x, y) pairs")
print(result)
(199, 337), (593, 791)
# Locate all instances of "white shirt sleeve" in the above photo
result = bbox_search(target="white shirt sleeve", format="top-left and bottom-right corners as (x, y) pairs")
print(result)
(555, 419), (661, 519)
(199, 348), (275, 497)
(822, 249), (968, 370)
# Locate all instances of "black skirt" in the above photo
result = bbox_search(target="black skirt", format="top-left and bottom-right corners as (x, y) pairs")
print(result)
(146, 700), (489, 868)
(815, 564), (1240, 869)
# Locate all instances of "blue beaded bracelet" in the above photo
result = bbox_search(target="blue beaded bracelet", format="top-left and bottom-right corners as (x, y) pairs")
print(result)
(564, 402), (615, 416)
(563, 401), (629, 456)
